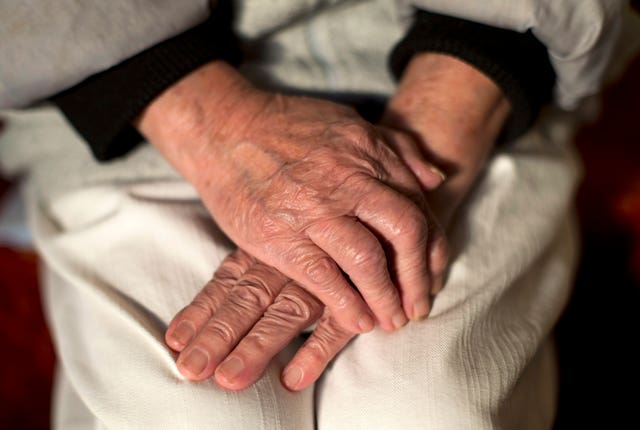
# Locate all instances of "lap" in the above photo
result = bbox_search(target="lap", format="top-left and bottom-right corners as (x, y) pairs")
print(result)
(317, 219), (574, 429)
(28, 112), (579, 429)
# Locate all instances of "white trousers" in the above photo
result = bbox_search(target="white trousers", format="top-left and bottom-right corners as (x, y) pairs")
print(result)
(23, 107), (580, 430)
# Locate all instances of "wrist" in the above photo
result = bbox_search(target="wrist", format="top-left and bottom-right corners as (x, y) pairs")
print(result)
(384, 52), (510, 149)
(134, 61), (264, 185)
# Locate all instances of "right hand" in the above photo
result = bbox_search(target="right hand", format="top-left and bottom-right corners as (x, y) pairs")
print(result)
(137, 61), (447, 332)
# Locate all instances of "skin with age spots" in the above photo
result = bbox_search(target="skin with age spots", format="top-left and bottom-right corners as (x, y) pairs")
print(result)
(164, 124), (449, 389)
(160, 123), (448, 388)
(153, 52), (511, 391)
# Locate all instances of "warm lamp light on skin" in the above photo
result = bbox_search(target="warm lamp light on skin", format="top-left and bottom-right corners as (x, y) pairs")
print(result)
(152, 52), (510, 391)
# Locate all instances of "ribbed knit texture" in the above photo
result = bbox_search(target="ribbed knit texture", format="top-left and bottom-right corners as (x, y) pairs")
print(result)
(390, 10), (556, 142)
(53, 10), (241, 161)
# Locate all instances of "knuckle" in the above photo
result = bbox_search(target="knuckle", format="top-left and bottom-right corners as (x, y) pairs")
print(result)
(340, 123), (375, 147)
(351, 241), (386, 270)
(201, 281), (224, 302)
(366, 280), (397, 305)
(344, 161), (390, 190)
(238, 331), (271, 355)
(336, 126), (390, 181)
(396, 204), (429, 242)
(303, 256), (341, 286)
(270, 291), (320, 322)
(301, 315), (350, 364)
(190, 294), (218, 318)
(201, 320), (237, 345)
(303, 331), (337, 363)
(304, 341), (332, 364)
(213, 253), (252, 281)
(343, 171), (375, 190)
(231, 277), (277, 310)
(212, 269), (239, 288)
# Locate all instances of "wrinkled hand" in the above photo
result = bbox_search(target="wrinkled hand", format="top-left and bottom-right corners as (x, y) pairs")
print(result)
(138, 62), (448, 332)
(163, 54), (512, 393)
(166, 249), (354, 392)
(165, 125), (448, 391)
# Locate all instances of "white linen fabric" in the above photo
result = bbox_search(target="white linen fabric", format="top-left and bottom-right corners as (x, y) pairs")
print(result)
(25, 105), (579, 429)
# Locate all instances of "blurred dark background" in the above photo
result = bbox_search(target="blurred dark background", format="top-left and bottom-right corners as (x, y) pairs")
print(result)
(0, 27), (639, 430)
(554, 50), (640, 428)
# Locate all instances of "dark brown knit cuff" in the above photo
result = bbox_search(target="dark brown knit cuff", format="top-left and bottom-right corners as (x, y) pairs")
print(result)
(52, 7), (241, 161)
(390, 9), (556, 142)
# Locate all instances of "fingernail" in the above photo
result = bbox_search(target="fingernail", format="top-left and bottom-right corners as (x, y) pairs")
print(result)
(282, 366), (303, 390)
(180, 347), (209, 377)
(412, 298), (431, 321)
(217, 356), (244, 383)
(392, 312), (408, 330)
(429, 166), (447, 183)
(358, 314), (375, 333)
(171, 321), (195, 347)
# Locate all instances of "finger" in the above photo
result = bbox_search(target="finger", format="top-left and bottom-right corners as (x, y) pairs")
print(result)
(349, 176), (432, 321)
(176, 264), (289, 381)
(165, 250), (253, 351)
(377, 126), (446, 191)
(274, 239), (376, 335)
(281, 308), (354, 392)
(427, 217), (449, 297)
(306, 217), (407, 331)
(214, 283), (324, 390)
(380, 129), (450, 302)
(379, 128), (450, 299)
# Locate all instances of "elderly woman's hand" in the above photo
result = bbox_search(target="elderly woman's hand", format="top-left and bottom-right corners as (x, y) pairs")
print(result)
(166, 248), (354, 391)
(164, 52), (512, 393)
(164, 124), (447, 389)
(137, 61), (448, 333)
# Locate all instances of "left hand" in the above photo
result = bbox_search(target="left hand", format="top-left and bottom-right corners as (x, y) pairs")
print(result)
(166, 248), (354, 392)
